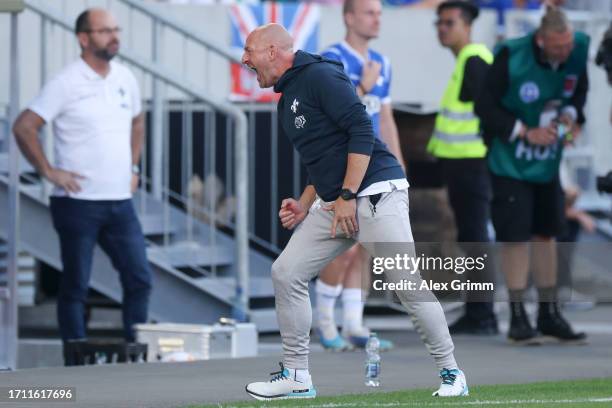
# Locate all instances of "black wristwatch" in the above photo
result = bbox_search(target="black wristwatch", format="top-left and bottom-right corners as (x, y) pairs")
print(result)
(339, 188), (357, 201)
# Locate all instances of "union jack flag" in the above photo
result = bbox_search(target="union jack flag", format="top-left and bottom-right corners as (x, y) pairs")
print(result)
(229, 2), (320, 102)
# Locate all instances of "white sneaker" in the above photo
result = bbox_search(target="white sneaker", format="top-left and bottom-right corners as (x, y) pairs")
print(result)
(559, 287), (596, 312)
(245, 363), (317, 401)
(432, 368), (469, 397)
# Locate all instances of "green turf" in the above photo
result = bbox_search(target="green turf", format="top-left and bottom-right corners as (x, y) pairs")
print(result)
(189, 377), (612, 408)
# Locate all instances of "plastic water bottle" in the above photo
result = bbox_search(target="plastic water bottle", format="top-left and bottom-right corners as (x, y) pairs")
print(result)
(364, 332), (381, 387)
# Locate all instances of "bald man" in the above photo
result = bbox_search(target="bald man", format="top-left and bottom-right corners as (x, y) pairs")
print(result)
(13, 8), (150, 365)
(242, 24), (468, 400)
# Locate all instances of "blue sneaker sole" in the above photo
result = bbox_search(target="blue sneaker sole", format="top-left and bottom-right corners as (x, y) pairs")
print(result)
(347, 336), (394, 351)
(317, 330), (352, 351)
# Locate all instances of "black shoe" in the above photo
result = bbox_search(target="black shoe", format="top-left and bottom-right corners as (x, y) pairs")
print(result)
(537, 303), (588, 344)
(449, 314), (499, 336)
(62, 339), (88, 366)
(508, 303), (541, 345)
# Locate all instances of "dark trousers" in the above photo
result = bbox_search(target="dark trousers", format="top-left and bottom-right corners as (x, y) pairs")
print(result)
(440, 158), (495, 320)
(50, 197), (152, 342)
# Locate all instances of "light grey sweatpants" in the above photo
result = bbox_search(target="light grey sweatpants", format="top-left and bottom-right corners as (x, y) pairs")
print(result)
(271, 188), (457, 371)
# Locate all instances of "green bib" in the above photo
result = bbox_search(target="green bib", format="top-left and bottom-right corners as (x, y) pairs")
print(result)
(487, 31), (589, 183)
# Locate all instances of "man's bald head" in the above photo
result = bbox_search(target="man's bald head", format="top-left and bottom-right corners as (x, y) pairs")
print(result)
(249, 23), (294, 53)
(242, 24), (296, 89)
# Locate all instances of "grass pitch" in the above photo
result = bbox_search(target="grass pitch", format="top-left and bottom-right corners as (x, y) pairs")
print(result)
(192, 377), (612, 408)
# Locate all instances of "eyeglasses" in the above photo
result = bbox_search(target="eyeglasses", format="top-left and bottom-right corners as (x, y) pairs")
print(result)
(435, 19), (455, 28)
(85, 27), (122, 35)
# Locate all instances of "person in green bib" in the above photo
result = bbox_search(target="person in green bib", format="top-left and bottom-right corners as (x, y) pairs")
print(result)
(427, 0), (498, 336)
(475, 8), (588, 345)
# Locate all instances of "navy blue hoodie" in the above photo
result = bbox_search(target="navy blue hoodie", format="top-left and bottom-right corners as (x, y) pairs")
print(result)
(274, 51), (405, 202)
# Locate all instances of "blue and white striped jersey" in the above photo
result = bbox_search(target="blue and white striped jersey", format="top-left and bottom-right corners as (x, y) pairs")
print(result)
(321, 41), (392, 138)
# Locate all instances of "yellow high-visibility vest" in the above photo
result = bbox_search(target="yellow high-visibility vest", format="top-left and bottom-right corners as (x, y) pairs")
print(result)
(427, 43), (493, 159)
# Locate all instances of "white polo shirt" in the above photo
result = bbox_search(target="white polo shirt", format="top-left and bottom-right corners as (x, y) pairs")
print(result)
(29, 58), (141, 200)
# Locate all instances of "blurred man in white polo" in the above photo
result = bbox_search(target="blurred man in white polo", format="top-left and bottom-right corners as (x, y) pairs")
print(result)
(12, 8), (151, 365)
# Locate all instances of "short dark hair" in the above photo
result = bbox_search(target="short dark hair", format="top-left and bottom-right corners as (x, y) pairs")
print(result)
(539, 7), (571, 34)
(75, 10), (91, 34)
(436, 1), (479, 25)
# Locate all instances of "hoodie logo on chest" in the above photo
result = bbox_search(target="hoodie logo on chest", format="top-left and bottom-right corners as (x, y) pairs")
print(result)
(295, 115), (306, 129)
(291, 98), (299, 113)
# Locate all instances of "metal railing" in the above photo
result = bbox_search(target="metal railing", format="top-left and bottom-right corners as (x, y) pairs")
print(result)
(1, 0), (251, 370)
(1, 0), (23, 372)
(0, 105), (8, 155)
(119, 0), (241, 63)
(26, 0), (249, 291)
(2, 2), (314, 367)
(28, 0), (245, 195)
(28, 0), (305, 255)
(117, 0), (243, 200)
(238, 102), (305, 256)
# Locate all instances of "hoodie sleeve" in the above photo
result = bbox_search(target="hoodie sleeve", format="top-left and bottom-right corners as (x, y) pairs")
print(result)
(308, 64), (375, 156)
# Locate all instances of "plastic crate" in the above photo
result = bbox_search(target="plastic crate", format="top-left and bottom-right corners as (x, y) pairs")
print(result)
(135, 322), (257, 362)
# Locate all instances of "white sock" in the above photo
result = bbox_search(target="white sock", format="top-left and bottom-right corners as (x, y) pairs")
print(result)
(316, 280), (342, 339)
(342, 288), (366, 334)
(285, 368), (311, 384)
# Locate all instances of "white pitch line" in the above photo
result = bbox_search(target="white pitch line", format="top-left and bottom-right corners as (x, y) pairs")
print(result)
(221, 396), (612, 408)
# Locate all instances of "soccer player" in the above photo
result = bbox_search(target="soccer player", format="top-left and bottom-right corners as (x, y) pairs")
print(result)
(315, 0), (405, 352)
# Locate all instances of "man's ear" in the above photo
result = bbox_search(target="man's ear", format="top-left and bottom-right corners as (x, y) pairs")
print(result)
(77, 32), (88, 50)
(268, 44), (276, 61)
(344, 12), (354, 30)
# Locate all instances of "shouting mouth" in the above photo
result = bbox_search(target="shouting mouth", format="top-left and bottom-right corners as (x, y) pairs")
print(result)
(246, 64), (261, 83)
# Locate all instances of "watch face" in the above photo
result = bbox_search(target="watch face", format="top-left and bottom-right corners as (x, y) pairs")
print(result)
(341, 189), (354, 200)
